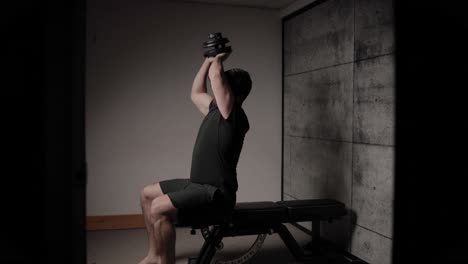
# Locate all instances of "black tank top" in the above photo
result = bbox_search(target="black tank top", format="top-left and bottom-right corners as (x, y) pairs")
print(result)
(190, 98), (249, 195)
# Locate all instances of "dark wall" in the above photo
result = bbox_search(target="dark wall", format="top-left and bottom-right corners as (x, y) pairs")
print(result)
(3, 2), (45, 262)
(2, 1), (86, 263)
(394, 0), (468, 263)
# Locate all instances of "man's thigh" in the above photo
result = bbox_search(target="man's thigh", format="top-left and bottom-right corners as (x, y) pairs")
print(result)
(159, 178), (192, 195)
(166, 185), (211, 209)
(159, 179), (222, 209)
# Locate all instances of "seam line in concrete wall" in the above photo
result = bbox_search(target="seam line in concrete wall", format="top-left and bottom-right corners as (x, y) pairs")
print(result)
(353, 223), (393, 240)
(165, 0), (280, 11)
(285, 52), (395, 78)
(285, 61), (354, 77)
(286, 134), (395, 147)
(283, 192), (299, 200)
(350, 0), (356, 252)
(354, 52), (395, 63)
(281, 17), (285, 202)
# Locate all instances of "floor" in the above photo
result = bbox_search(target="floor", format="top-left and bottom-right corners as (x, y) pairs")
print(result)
(87, 223), (311, 264)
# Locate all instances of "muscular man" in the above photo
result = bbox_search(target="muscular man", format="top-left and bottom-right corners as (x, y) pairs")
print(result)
(138, 52), (251, 264)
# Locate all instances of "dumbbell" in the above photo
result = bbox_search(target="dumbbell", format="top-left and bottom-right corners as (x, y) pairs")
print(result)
(202, 32), (232, 57)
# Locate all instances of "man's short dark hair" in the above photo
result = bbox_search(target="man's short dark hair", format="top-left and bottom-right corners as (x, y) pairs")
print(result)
(224, 68), (252, 103)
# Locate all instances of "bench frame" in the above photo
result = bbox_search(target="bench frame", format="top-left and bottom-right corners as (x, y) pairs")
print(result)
(188, 219), (362, 264)
(179, 199), (368, 264)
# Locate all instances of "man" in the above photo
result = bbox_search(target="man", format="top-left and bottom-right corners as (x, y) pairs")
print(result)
(138, 52), (251, 264)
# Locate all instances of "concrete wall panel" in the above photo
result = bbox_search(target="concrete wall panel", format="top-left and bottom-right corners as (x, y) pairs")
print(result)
(289, 137), (352, 205)
(355, 0), (394, 60)
(283, 1), (395, 262)
(284, 0), (353, 74)
(284, 64), (353, 141)
(352, 144), (394, 237)
(350, 225), (392, 264)
(354, 55), (395, 146)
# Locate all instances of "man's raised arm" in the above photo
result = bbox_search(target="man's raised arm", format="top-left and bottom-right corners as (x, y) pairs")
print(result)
(191, 58), (214, 116)
(208, 53), (233, 120)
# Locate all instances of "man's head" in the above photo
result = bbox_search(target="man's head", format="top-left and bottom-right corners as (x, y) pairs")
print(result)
(224, 68), (252, 105)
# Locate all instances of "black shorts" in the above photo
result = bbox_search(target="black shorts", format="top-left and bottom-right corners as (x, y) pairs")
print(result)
(159, 178), (236, 210)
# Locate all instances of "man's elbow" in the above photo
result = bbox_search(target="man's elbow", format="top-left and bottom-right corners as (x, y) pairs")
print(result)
(208, 70), (223, 81)
(191, 92), (202, 103)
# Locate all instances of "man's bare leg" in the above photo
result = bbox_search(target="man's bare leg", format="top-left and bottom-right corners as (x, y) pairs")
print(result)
(153, 215), (176, 264)
(138, 183), (165, 264)
(150, 195), (177, 264)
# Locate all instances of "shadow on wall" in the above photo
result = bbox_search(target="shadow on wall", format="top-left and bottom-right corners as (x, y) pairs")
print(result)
(308, 68), (353, 250)
(322, 209), (358, 250)
(301, 70), (354, 250)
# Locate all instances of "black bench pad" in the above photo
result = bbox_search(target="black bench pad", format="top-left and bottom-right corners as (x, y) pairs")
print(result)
(175, 201), (289, 227)
(175, 199), (346, 228)
(175, 204), (231, 227)
(231, 201), (289, 224)
(276, 199), (346, 222)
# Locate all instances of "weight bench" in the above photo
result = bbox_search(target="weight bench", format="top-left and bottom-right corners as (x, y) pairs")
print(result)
(174, 199), (355, 264)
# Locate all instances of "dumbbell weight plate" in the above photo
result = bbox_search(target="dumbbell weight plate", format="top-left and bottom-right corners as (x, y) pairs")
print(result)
(203, 38), (229, 48)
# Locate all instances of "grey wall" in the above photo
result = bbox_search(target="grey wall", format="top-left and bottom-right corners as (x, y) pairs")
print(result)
(86, 0), (282, 216)
(283, 0), (394, 263)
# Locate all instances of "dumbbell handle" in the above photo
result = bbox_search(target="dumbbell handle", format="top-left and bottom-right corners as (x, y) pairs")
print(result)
(204, 46), (232, 58)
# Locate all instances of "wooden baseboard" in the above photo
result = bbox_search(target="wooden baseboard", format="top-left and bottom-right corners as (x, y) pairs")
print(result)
(87, 214), (145, 231)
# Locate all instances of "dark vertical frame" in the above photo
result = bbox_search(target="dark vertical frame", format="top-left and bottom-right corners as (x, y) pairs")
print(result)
(43, 0), (87, 263)
(393, 0), (468, 263)
(3, 1), (87, 263)
(70, 0), (87, 262)
(3, 1), (46, 263)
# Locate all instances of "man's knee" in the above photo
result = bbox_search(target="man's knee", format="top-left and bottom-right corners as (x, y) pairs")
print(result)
(150, 196), (176, 222)
(150, 197), (164, 219)
(140, 182), (163, 202)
